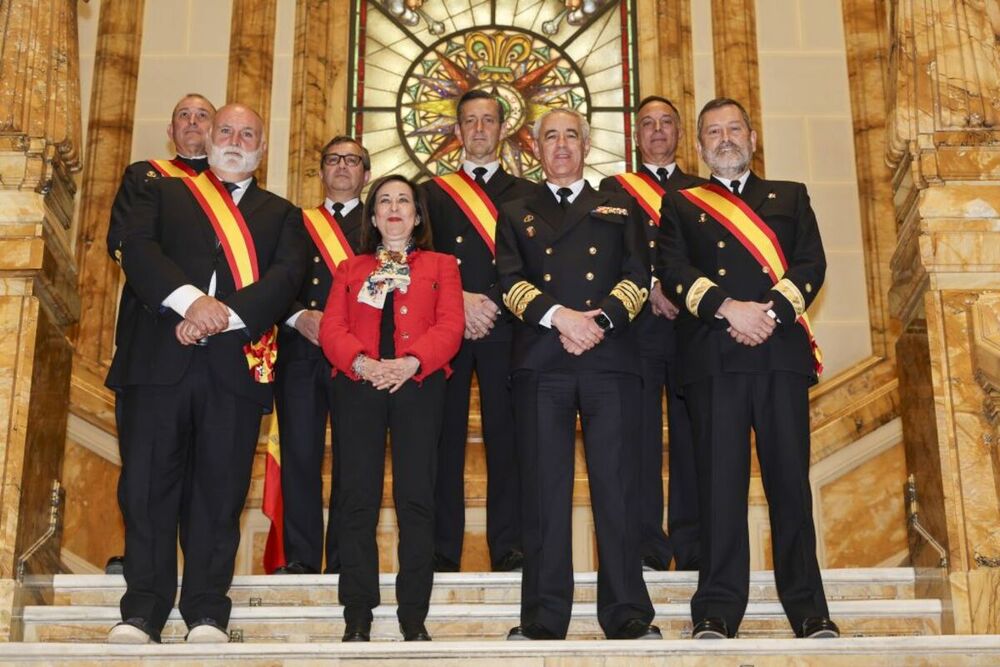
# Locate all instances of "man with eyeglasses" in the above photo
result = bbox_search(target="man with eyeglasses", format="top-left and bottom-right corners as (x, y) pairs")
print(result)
(273, 136), (371, 574)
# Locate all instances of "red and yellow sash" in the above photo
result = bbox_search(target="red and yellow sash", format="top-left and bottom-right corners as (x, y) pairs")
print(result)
(433, 170), (498, 255)
(181, 170), (277, 383)
(614, 172), (665, 225)
(149, 158), (198, 178)
(301, 206), (355, 273)
(679, 183), (823, 374)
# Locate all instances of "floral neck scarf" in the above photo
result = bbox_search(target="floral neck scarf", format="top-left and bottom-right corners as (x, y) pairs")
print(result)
(358, 243), (413, 309)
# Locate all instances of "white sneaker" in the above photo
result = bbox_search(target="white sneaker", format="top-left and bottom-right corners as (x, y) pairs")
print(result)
(186, 623), (229, 643)
(108, 622), (152, 644)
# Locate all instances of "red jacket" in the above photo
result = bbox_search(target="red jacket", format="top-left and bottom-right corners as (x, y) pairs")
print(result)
(320, 249), (465, 382)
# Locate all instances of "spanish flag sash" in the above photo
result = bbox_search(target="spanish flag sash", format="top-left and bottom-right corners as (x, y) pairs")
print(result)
(433, 170), (499, 255)
(181, 170), (277, 383)
(149, 158), (198, 178)
(679, 183), (823, 375)
(301, 206), (355, 273)
(614, 172), (665, 225)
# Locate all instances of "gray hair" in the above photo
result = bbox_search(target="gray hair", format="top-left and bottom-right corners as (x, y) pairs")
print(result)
(531, 107), (591, 146)
(696, 97), (754, 143)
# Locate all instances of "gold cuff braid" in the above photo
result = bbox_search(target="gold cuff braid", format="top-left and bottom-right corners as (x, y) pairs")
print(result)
(503, 280), (542, 320)
(609, 280), (648, 321)
(773, 277), (806, 317)
(685, 277), (716, 316)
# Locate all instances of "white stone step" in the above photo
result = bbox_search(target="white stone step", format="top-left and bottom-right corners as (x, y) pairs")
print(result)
(36, 567), (918, 607)
(3, 635), (998, 666)
(22, 598), (942, 643)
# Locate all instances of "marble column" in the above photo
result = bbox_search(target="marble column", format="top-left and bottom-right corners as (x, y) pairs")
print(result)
(887, 0), (1000, 634)
(286, 0), (351, 207)
(0, 0), (83, 640)
(710, 0), (764, 175)
(228, 0), (277, 188)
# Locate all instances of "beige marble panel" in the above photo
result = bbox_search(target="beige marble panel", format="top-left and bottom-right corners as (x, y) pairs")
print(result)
(61, 441), (123, 569)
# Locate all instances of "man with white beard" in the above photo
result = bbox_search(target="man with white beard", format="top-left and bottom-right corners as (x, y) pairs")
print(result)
(106, 103), (308, 644)
(656, 98), (836, 640)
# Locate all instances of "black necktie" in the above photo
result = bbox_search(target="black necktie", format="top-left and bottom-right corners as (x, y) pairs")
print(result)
(473, 166), (488, 187)
(730, 180), (741, 196)
(656, 167), (669, 185)
(331, 201), (345, 222)
(222, 181), (239, 198)
(556, 187), (572, 210)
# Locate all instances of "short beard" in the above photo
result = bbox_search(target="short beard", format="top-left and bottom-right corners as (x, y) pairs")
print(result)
(208, 142), (263, 175)
(703, 142), (751, 179)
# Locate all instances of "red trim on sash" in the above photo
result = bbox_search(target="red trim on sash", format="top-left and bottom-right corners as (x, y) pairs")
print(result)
(182, 171), (260, 287)
(149, 157), (198, 178)
(614, 172), (665, 224)
(433, 170), (499, 256)
(302, 206), (356, 274)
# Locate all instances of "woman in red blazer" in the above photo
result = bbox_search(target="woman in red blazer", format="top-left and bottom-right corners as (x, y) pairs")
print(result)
(319, 174), (464, 643)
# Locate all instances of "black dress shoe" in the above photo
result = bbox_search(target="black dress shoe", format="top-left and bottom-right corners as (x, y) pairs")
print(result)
(104, 556), (125, 575)
(433, 554), (460, 573)
(493, 550), (524, 572)
(692, 617), (729, 639)
(342, 621), (371, 642)
(507, 623), (560, 640)
(611, 618), (662, 640)
(272, 561), (317, 575)
(641, 555), (671, 572)
(400, 622), (432, 641)
(799, 617), (840, 638)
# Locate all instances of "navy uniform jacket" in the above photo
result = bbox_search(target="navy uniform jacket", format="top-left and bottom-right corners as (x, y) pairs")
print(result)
(277, 205), (363, 363)
(496, 181), (650, 377)
(599, 165), (705, 360)
(106, 176), (309, 408)
(421, 168), (535, 342)
(655, 172), (825, 386)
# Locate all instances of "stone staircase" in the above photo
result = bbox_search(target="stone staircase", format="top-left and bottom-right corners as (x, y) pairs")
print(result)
(5, 567), (999, 664)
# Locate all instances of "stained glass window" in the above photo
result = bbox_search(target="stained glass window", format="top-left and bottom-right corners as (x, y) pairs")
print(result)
(347, 0), (639, 183)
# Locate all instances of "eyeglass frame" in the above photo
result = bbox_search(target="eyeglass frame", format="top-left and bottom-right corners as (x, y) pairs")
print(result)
(322, 152), (364, 167)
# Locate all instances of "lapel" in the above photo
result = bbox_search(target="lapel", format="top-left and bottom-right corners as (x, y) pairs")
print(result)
(341, 206), (363, 251)
(553, 183), (606, 244)
(739, 171), (769, 212)
(484, 167), (515, 200)
(524, 182), (564, 240)
(237, 178), (268, 220)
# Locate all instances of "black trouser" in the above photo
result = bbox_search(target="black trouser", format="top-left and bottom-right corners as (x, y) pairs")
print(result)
(274, 357), (341, 573)
(117, 353), (262, 631)
(434, 338), (521, 567)
(332, 372), (445, 627)
(512, 369), (654, 639)
(684, 372), (829, 635)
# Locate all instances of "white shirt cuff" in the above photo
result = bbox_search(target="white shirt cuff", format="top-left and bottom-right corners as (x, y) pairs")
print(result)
(539, 304), (562, 328)
(225, 307), (245, 332)
(285, 309), (306, 328)
(162, 284), (206, 318)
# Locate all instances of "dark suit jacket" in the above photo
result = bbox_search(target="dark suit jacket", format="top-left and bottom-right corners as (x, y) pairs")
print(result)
(319, 250), (465, 382)
(421, 168), (535, 342)
(277, 205), (363, 364)
(599, 165), (705, 360)
(496, 181), (650, 377)
(106, 175), (309, 407)
(656, 172), (826, 386)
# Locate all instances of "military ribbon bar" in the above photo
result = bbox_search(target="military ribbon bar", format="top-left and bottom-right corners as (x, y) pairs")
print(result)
(302, 207), (355, 273)
(614, 172), (665, 225)
(434, 170), (499, 255)
(149, 158), (198, 178)
(679, 183), (823, 375)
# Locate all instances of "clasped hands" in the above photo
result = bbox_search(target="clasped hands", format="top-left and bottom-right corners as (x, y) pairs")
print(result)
(464, 291), (499, 340)
(718, 298), (776, 346)
(553, 307), (605, 356)
(357, 355), (420, 393)
(175, 295), (231, 345)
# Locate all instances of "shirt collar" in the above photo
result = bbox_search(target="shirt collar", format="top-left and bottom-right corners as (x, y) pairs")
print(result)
(227, 176), (254, 204)
(545, 179), (586, 203)
(644, 162), (676, 179)
(325, 197), (360, 216)
(462, 160), (500, 183)
(712, 169), (750, 193)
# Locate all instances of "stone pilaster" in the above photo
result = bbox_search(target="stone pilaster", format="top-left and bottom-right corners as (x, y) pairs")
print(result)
(887, 0), (1000, 634)
(286, 0), (351, 208)
(710, 0), (764, 175)
(0, 0), (83, 640)
(228, 0), (277, 188)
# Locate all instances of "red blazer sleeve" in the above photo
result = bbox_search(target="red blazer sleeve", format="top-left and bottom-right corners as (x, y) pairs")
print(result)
(405, 253), (465, 380)
(319, 259), (367, 378)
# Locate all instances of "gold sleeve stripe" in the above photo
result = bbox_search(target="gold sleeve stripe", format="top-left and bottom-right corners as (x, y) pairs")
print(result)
(610, 279), (649, 321)
(503, 280), (542, 320)
(773, 277), (806, 317)
(686, 277), (717, 316)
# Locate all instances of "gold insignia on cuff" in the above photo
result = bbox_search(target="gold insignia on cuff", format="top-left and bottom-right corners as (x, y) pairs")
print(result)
(610, 279), (649, 322)
(686, 277), (717, 316)
(503, 280), (542, 320)
(774, 277), (806, 316)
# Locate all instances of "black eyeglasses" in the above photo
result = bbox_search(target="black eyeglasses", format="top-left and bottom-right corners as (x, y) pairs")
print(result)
(322, 153), (363, 167)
